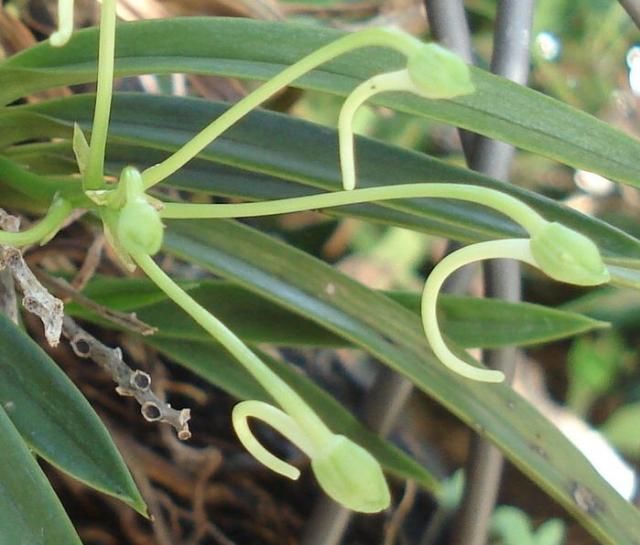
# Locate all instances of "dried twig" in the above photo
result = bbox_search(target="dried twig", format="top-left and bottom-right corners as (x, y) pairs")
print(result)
(0, 209), (64, 345)
(383, 480), (417, 545)
(72, 232), (105, 291)
(63, 316), (191, 440)
(39, 272), (157, 336)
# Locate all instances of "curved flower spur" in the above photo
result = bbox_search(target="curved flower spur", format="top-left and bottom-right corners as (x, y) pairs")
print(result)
(32, 0), (611, 511)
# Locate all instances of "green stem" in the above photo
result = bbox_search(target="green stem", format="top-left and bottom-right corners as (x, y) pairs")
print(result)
(421, 239), (537, 383)
(338, 69), (415, 190)
(0, 198), (72, 247)
(84, 0), (116, 191)
(141, 28), (420, 189)
(131, 250), (333, 446)
(50, 0), (74, 47)
(160, 183), (547, 234)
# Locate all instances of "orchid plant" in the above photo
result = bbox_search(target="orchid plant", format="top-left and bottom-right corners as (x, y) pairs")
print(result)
(0, 0), (612, 514)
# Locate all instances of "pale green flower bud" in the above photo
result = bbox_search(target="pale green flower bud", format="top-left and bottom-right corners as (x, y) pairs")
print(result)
(311, 435), (391, 513)
(116, 166), (164, 256)
(406, 44), (475, 99)
(530, 222), (609, 286)
(117, 199), (164, 256)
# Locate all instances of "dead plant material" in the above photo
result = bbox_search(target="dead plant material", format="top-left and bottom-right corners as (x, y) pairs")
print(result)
(383, 480), (417, 545)
(72, 232), (105, 290)
(0, 4), (72, 99)
(0, 209), (65, 345)
(0, 3), (38, 57)
(39, 272), (157, 336)
(63, 316), (191, 439)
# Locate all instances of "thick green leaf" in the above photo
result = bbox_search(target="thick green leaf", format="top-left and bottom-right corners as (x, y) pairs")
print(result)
(562, 286), (640, 328)
(1, 18), (640, 191)
(395, 292), (608, 348)
(2, 93), (639, 266)
(0, 404), (82, 545)
(67, 277), (607, 348)
(161, 218), (640, 545)
(0, 314), (146, 514)
(146, 337), (439, 490)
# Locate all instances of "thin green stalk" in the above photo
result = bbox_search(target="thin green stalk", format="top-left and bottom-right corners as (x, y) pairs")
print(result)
(421, 239), (537, 383)
(130, 250), (332, 445)
(0, 198), (72, 247)
(160, 183), (547, 235)
(84, 0), (116, 191)
(338, 70), (415, 190)
(141, 28), (419, 189)
(50, 0), (75, 46)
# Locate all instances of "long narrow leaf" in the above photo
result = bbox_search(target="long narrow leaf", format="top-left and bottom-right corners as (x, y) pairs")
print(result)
(0, 404), (82, 545)
(67, 277), (607, 348)
(0, 314), (146, 514)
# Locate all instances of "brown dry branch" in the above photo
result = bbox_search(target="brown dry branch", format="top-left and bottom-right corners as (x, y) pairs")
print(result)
(63, 316), (191, 440)
(383, 480), (416, 545)
(0, 4), (72, 100)
(71, 232), (105, 290)
(39, 271), (157, 336)
(0, 209), (64, 345)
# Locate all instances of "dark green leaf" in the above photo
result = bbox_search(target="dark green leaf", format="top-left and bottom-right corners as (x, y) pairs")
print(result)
(0, 404), (82, 545)
(0, 314), (146, 514)
(397, 292), (608, 348)
(562, 286), (640, 327)
(67, 277), (607, 348)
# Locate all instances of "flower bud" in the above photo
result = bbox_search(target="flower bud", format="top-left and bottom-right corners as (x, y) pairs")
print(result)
(530, 222), (609, 286)
(407, 43), (475, 99)
(311, 435), (390, 513)
(117, 198), (164, 256)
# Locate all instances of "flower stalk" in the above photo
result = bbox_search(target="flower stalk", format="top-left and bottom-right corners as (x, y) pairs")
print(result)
(0, 197), (71, 247)
(50, 0), (75, 47)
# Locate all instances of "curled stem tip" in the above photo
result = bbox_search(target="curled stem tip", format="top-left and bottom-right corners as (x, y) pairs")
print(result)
(338, 70), (415, 191)
(232, 403), (391, 512)
(422, 239), (538, 383)
(232, 400), (311, 480)
(50, 0), (74, 47)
